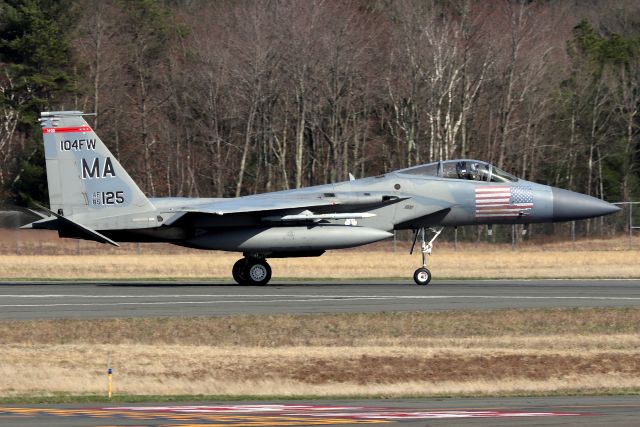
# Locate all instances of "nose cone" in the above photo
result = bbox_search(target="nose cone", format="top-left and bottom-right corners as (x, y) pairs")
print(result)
(552, 187), (621, 221)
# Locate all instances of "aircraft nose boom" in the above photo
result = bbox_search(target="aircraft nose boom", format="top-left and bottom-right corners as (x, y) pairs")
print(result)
(551, 187), (620, 221)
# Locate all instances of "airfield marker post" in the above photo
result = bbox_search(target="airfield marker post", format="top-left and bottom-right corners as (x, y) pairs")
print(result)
(108, 367), (112, 399)
(107, 354), (113, 399)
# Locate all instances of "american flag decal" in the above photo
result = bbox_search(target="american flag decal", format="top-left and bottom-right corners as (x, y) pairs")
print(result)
(475, 185), (533, 218)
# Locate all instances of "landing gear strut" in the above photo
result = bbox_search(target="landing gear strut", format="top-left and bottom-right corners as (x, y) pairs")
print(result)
(232, 256), (272, 285)
(410, 227), (443, 286)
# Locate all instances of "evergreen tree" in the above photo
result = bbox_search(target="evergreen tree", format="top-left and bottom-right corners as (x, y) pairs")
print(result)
(0, 0), (78, 205)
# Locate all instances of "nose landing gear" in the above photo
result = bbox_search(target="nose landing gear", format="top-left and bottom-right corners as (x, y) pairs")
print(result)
(410, 227), (443, 286)
(232, 256), (272, 285)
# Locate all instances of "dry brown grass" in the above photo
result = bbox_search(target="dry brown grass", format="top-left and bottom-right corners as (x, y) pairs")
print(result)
(2, 343), (639, 397)
(0, 249), (638, 279)
(2, 309), (640, 345)
(1, 309), (640, 397)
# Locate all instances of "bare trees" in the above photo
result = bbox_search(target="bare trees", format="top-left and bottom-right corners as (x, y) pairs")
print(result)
(0, 70), (22, 186)
(1, 0), (639, 212)
(385, 1), (494, 167)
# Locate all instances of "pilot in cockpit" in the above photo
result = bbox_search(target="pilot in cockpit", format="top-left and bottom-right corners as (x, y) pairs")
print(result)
(456, 161), (489, 181)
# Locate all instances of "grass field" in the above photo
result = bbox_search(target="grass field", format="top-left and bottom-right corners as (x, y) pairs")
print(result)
(1, 309), (640, 399)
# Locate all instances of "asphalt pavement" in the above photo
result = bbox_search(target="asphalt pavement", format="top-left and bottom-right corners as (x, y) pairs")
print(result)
(0, 279), (639, 319)
(0, 395), (638, 426)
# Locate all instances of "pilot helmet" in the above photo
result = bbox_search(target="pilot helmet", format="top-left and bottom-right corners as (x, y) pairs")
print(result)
(468, 162), (479, 179)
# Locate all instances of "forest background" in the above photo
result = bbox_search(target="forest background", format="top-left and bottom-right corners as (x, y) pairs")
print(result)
(0, 0), (639, 238)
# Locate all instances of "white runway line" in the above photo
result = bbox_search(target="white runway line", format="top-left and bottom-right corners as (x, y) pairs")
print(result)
(2, 293), (640, 299)
(1, 294), (640, 309)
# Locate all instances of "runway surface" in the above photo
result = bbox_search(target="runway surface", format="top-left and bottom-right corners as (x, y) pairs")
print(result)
(0, 279), (639, 319)
(0, 396), (638, 426)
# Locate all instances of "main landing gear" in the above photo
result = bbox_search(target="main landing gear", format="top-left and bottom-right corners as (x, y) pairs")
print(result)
(232, 256), (272, 285)
(410, 227), (443, 286)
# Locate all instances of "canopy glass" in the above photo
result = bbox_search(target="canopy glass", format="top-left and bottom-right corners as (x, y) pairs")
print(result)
(399, 160), (517, 182)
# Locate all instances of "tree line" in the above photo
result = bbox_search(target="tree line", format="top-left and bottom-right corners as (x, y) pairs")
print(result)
(1, 0), (639, 211)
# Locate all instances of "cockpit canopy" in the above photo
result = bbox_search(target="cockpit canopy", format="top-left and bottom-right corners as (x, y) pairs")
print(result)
(399, 160), (518, 183)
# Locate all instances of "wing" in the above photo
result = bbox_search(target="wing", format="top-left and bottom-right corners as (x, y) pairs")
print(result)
(177, 194), (338, 216)
(163, 191), (409, 225)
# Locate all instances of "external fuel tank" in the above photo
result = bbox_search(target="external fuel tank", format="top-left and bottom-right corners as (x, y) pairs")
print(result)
(186, 225), (392, 251)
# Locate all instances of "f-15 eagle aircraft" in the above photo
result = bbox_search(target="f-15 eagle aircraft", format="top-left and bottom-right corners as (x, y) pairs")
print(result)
(25, 111), (620, 285)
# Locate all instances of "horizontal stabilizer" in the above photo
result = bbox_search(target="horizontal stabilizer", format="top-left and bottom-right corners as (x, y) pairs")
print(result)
(27, 209), (49, 220)
(32, 206), (120, 247)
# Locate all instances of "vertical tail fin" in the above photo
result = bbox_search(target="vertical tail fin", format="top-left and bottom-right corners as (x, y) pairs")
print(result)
(40, 111), (154, 218)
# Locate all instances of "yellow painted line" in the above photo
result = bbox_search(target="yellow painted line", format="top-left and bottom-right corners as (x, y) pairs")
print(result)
(162, 422), (383, 427)
(0, 407), (388, 425)
(160, 424), (232, 427)
(0, 408), (52, 416)
(0, 407), (40, 414)
(118, 413), (155, 418)
(38, 409), (80, 416)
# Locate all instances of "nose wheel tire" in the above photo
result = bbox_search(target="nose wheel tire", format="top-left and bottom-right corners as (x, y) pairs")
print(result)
(413, 267), (432, 286)
(232, 258), (272, 286)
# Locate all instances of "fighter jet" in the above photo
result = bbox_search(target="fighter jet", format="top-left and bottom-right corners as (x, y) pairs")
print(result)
(25, 111), (620, 285)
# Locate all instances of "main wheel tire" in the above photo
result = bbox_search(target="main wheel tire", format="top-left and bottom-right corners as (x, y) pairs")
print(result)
(413, 267), (432, 286)
(232, 259), (249, 285)
(246, 260), (272, 286)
